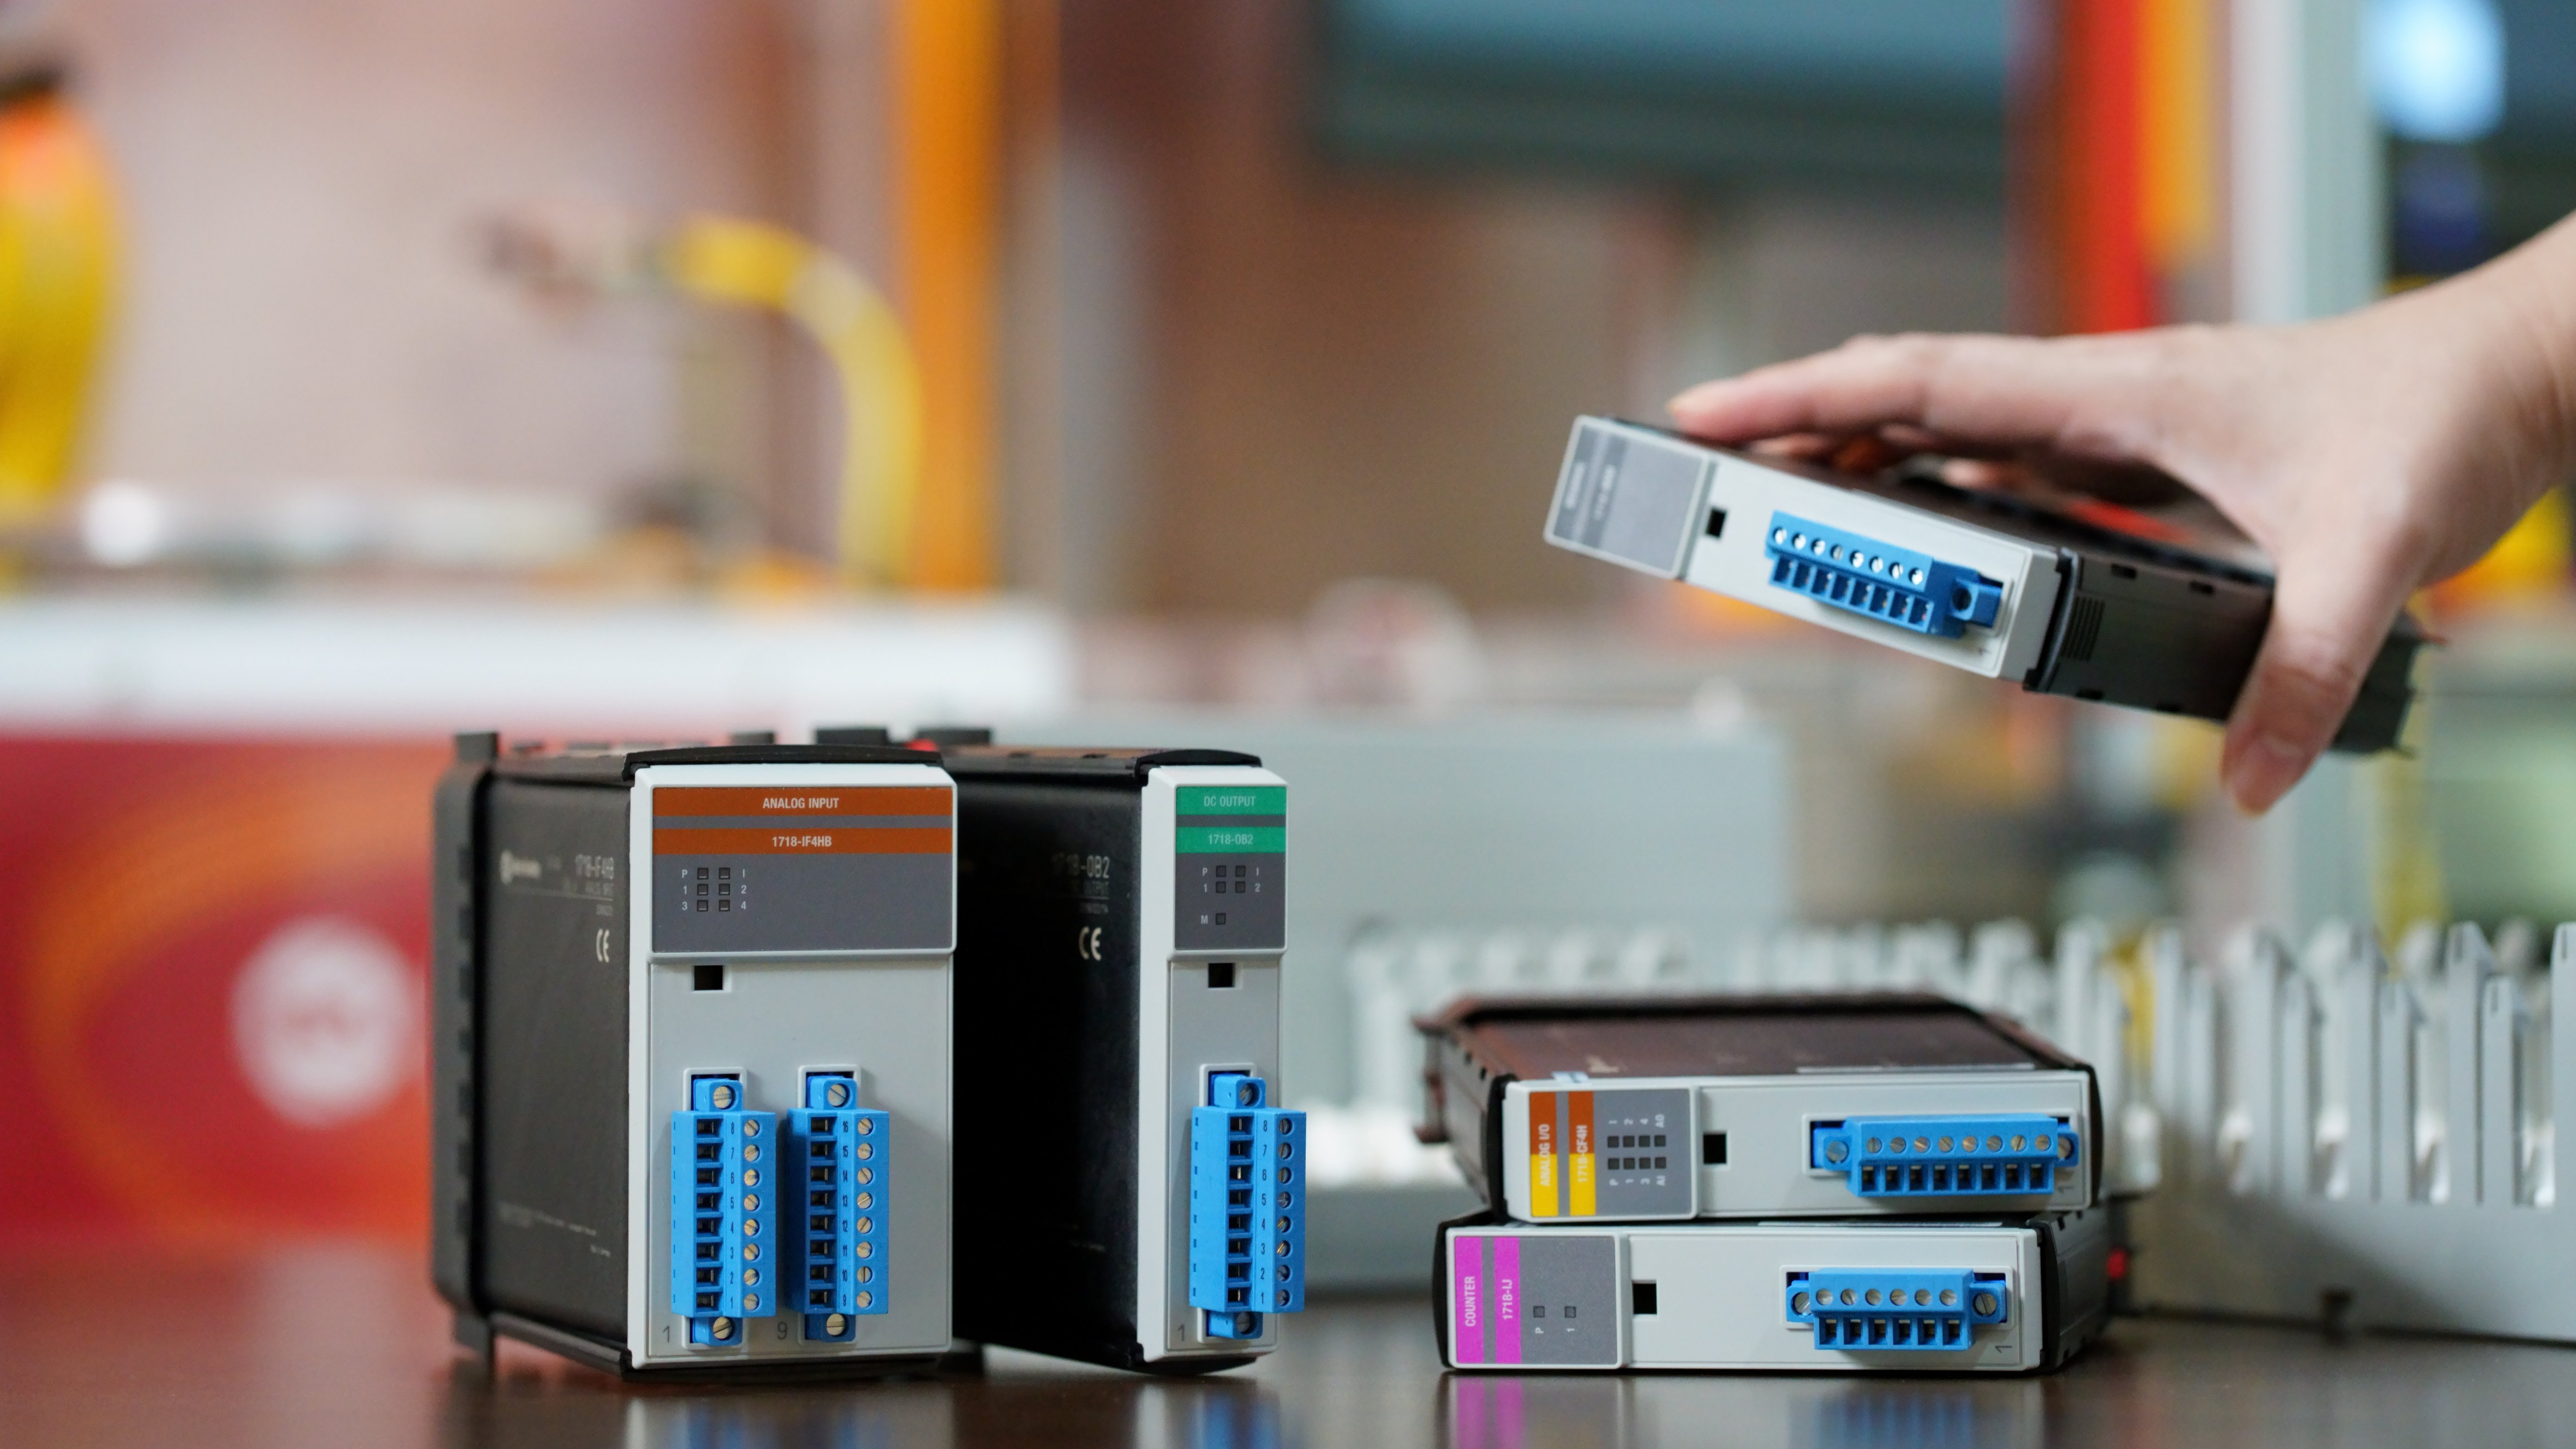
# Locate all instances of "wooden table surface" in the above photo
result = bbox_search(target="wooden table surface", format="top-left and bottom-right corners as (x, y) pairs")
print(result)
(7, 1243), (2574, 1447)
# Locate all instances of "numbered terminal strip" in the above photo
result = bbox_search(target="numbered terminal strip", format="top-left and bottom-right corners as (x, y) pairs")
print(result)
(669, 1075), (780, 1346)
(791, 1073), (889, 1341)
(1188, 1072), (1305, 1340)
(1811, 1114), (2077, 1198)
(1787, 1268), (2011, 1352)
(1764, 512), (2003, 639)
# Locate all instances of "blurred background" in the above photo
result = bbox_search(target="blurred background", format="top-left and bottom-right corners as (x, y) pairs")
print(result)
(1, 0), (2573, 1276)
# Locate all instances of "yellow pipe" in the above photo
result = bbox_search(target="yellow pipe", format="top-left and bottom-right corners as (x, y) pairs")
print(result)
(664, 214), (922, 588)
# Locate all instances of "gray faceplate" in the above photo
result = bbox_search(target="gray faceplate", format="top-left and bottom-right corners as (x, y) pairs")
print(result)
(1176, 851), (1284, 951)
(1547, 426), (1709, 578)
(1454, 1232), (1623, 1367)
(637, 955), (952, 1362)
(627, 765), (955, 1365)
(1518, 1234), (1622, 1366)
(655, 853), (952, 954)
(1587, 1088), (1695, 1217)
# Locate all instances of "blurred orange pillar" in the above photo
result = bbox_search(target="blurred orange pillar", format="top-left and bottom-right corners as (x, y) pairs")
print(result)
(2019, 0), (2216, 334)
(892, 0), (1007, 590)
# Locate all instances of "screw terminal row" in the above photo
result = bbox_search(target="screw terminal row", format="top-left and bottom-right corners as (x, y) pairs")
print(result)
(668, 1076), (779, 1346)
(1189, 1072), (1306, 1341)
(669, 1072), (886, 1349)
(1762, 511), (2003, 640)
(793, 1073), (890, 1341)
(1785, 1268), (2009, 1351)
(1810, 1113), (2078, 1198)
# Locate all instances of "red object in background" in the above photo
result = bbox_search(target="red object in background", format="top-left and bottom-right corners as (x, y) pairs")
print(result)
(0, 735), (446, 1243)
(2015, 0), (2165, 335)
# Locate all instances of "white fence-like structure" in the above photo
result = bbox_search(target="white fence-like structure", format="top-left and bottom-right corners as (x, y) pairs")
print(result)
(1342, 915), (2576, 1340)
(2130, 920), (2576, 1338)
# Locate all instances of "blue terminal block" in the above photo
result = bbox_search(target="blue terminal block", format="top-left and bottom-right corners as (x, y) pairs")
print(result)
(791, 1073), (890, 1342)
(1811, 1114), (2077, 1198)
(1763, 512), (2004, 639)
(1786, 1269), (2010, 1351)
(1189, 1072), (1306, 1341)
(668, 1075), (780, 1346)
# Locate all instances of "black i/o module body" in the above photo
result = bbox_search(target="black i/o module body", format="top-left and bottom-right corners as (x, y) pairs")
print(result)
(945, 744), (1302, 1374)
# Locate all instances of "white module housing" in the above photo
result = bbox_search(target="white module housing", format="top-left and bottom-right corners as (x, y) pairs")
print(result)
(1443, 1220), (2074, 1372)
(1494, 1071), (2095, 1223)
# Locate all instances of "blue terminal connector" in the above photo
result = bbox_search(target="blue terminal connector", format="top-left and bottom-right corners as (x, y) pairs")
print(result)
(1189, 1072), (1306, 1341)
(1763, 512), (2003, 639)
(1811, 1114), (2077, 1198)
(1786, 1269), (2010, 1350)
(668, 1075), (780, 1346)
(791, 1073), (889, 1342)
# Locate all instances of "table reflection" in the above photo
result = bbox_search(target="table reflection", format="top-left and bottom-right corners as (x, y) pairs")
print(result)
(441, 1347), (1289, 1449)
(1440, 1369), (2047, 1449)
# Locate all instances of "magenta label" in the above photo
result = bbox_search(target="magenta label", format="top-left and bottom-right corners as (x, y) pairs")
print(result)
(1454, 1234), (1487, 1363)
(1492, 1235), (1523, 1365)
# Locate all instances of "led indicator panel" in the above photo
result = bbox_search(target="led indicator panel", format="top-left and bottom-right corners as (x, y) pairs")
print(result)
(653, 784), (954, 954)
(1174, 785), (1283, 952)
(1524, 1087), (1694, 1219)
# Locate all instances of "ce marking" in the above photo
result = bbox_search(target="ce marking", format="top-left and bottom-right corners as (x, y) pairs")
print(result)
(1076, 926), (1105, 961)
(594, 928), (612, 963)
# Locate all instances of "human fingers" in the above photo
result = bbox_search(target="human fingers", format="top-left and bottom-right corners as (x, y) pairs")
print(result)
(2218, 528), (2423, 813)
(1668, 332), (2179, 462)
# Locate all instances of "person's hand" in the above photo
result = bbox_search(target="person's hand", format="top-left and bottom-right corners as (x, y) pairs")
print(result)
(1665, 217), (2576, 814)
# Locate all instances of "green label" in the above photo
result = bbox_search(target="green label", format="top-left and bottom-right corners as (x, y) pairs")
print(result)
(1177, 785), (1284, 816)
(1177, 825), (1285, 854)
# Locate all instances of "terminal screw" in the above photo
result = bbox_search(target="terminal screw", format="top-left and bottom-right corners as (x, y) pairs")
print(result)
(1972, 1291), (2000, 1317)
(827, 1081), (853, 1108)
(1824, 1140), (1849, 1165)
(826, 1313), (849, 1336)
(712, 1318), (735, 1340)
(711, 1084), (736, 1109)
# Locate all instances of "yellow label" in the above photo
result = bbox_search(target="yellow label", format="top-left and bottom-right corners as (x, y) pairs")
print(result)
(1528, 1094), (1559, 1218)
(1568, 1093), (1596, 1217)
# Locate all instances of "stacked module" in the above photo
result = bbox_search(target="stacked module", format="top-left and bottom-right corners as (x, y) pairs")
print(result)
(1417, 995), (2114, 1373)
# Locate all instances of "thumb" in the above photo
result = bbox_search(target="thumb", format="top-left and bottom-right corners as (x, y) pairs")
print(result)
(2220, 536), (2418, 814)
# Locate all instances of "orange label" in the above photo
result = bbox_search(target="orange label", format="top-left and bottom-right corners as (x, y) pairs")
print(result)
(653, 785), (951, 819)
(1569, 1091), (1596, 1217)
(652, 826), (951, 856)
(1528, 1094), (1559, 1218)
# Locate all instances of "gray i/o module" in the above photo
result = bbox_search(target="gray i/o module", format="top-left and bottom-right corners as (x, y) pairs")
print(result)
(432, 734), (956, 1379)
(1417, 994), (2100, 1223)
(1543, 415), (2424, 751)
(1437, 1208), (2112, 1372)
